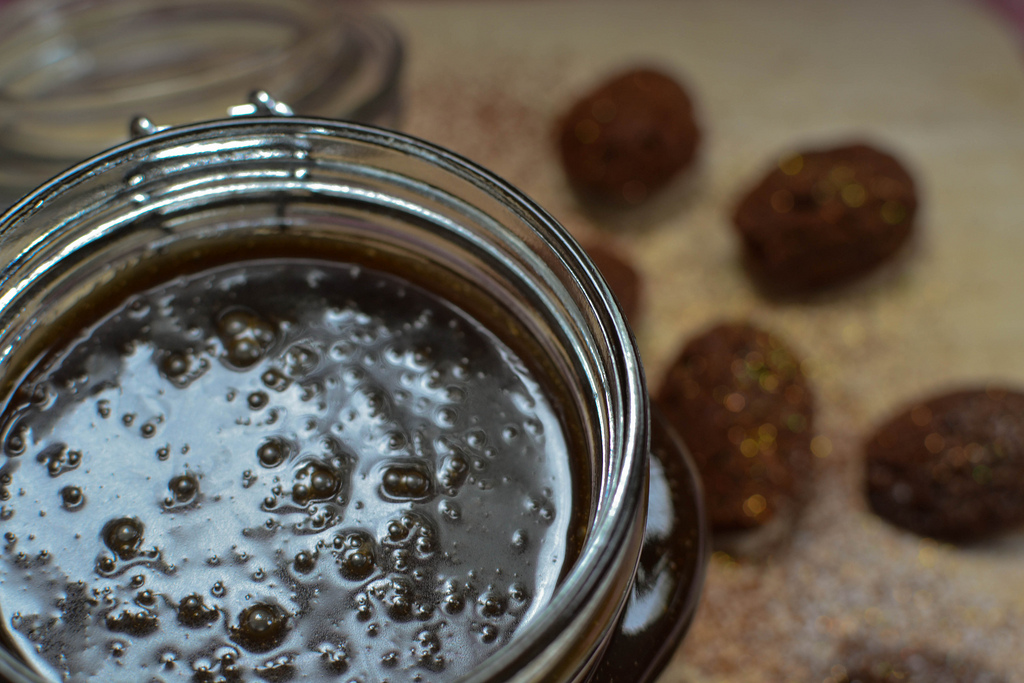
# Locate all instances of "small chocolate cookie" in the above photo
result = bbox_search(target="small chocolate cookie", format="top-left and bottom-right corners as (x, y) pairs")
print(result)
(557, 67), (700, 206)
(830, 641), (1007, 683)
(865, 388), (1024, 541)
(655, 322), (815, 531)
(581, 241), (642, 323)
(733, 143), (917, 292)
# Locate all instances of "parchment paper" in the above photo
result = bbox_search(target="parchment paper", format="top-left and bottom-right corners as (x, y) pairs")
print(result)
(376, 1), (1024, 679)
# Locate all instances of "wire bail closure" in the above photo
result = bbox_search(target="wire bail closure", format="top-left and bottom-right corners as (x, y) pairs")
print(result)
(129, 90), (294, 139)
(227, 90), (295, 118)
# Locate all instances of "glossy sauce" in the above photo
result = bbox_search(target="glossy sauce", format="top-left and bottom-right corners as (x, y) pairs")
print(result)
(0, 257), (581, 682)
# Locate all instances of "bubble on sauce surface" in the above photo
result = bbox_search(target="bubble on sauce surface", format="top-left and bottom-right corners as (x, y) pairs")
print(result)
(102, 517), (145, 560)
(261, 368), (290, 393)
(37, 442), (81, 477)
(292, 549), (317, 574)
(380, 461), (434, 502)
(317, 641), (350, 673)
(438, 499), (462, 523)
(177, 594), (219, 628)
(231, 603), (289, 653)
(60, 485), (85, 510)
(0, 258), (580, 682)
(164, 473), (200, 509)
(333, 530), (378, 580)
(477, 589), (508, 618)
(217, 307), (276, 369)
(291, 461), (342, 506)
(256, 436), (290, 468)
(160, 351), (190, 379)
(157, 349), (209, 388)
(106, 608), (160, 636)
(3, 422), (28, 455)
(247, 391), (269, 410)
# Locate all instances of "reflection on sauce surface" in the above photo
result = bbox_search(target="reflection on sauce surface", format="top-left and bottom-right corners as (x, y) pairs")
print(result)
(0, 258), (579, 681)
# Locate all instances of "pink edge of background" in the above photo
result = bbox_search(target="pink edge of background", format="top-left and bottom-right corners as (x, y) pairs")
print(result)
(0, 0), (1020, 42)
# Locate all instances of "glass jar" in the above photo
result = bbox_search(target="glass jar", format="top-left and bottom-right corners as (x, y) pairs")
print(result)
(0, 0), (402, 208)
(0, 99), (705, 683)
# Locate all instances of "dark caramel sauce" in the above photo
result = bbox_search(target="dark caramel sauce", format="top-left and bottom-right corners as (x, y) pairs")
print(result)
(0, 257), (581, 682)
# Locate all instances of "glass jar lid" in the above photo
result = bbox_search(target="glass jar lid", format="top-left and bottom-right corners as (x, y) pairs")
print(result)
(0, 0), (402, 208)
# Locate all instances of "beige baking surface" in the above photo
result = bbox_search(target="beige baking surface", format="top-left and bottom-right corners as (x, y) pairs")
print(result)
(376, 0), (1024, 680)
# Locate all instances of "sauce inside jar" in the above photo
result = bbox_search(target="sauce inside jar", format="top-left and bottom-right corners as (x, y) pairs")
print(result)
(0, 253), (586, 682)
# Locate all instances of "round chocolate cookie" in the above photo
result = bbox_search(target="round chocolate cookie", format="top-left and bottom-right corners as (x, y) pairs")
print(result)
(556, 67), (700, 206)
(864, 388), (1024, 541)
(732, 143), (917, 292)
(655, 322), (815, 531)
(581, 240), (642, 323)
